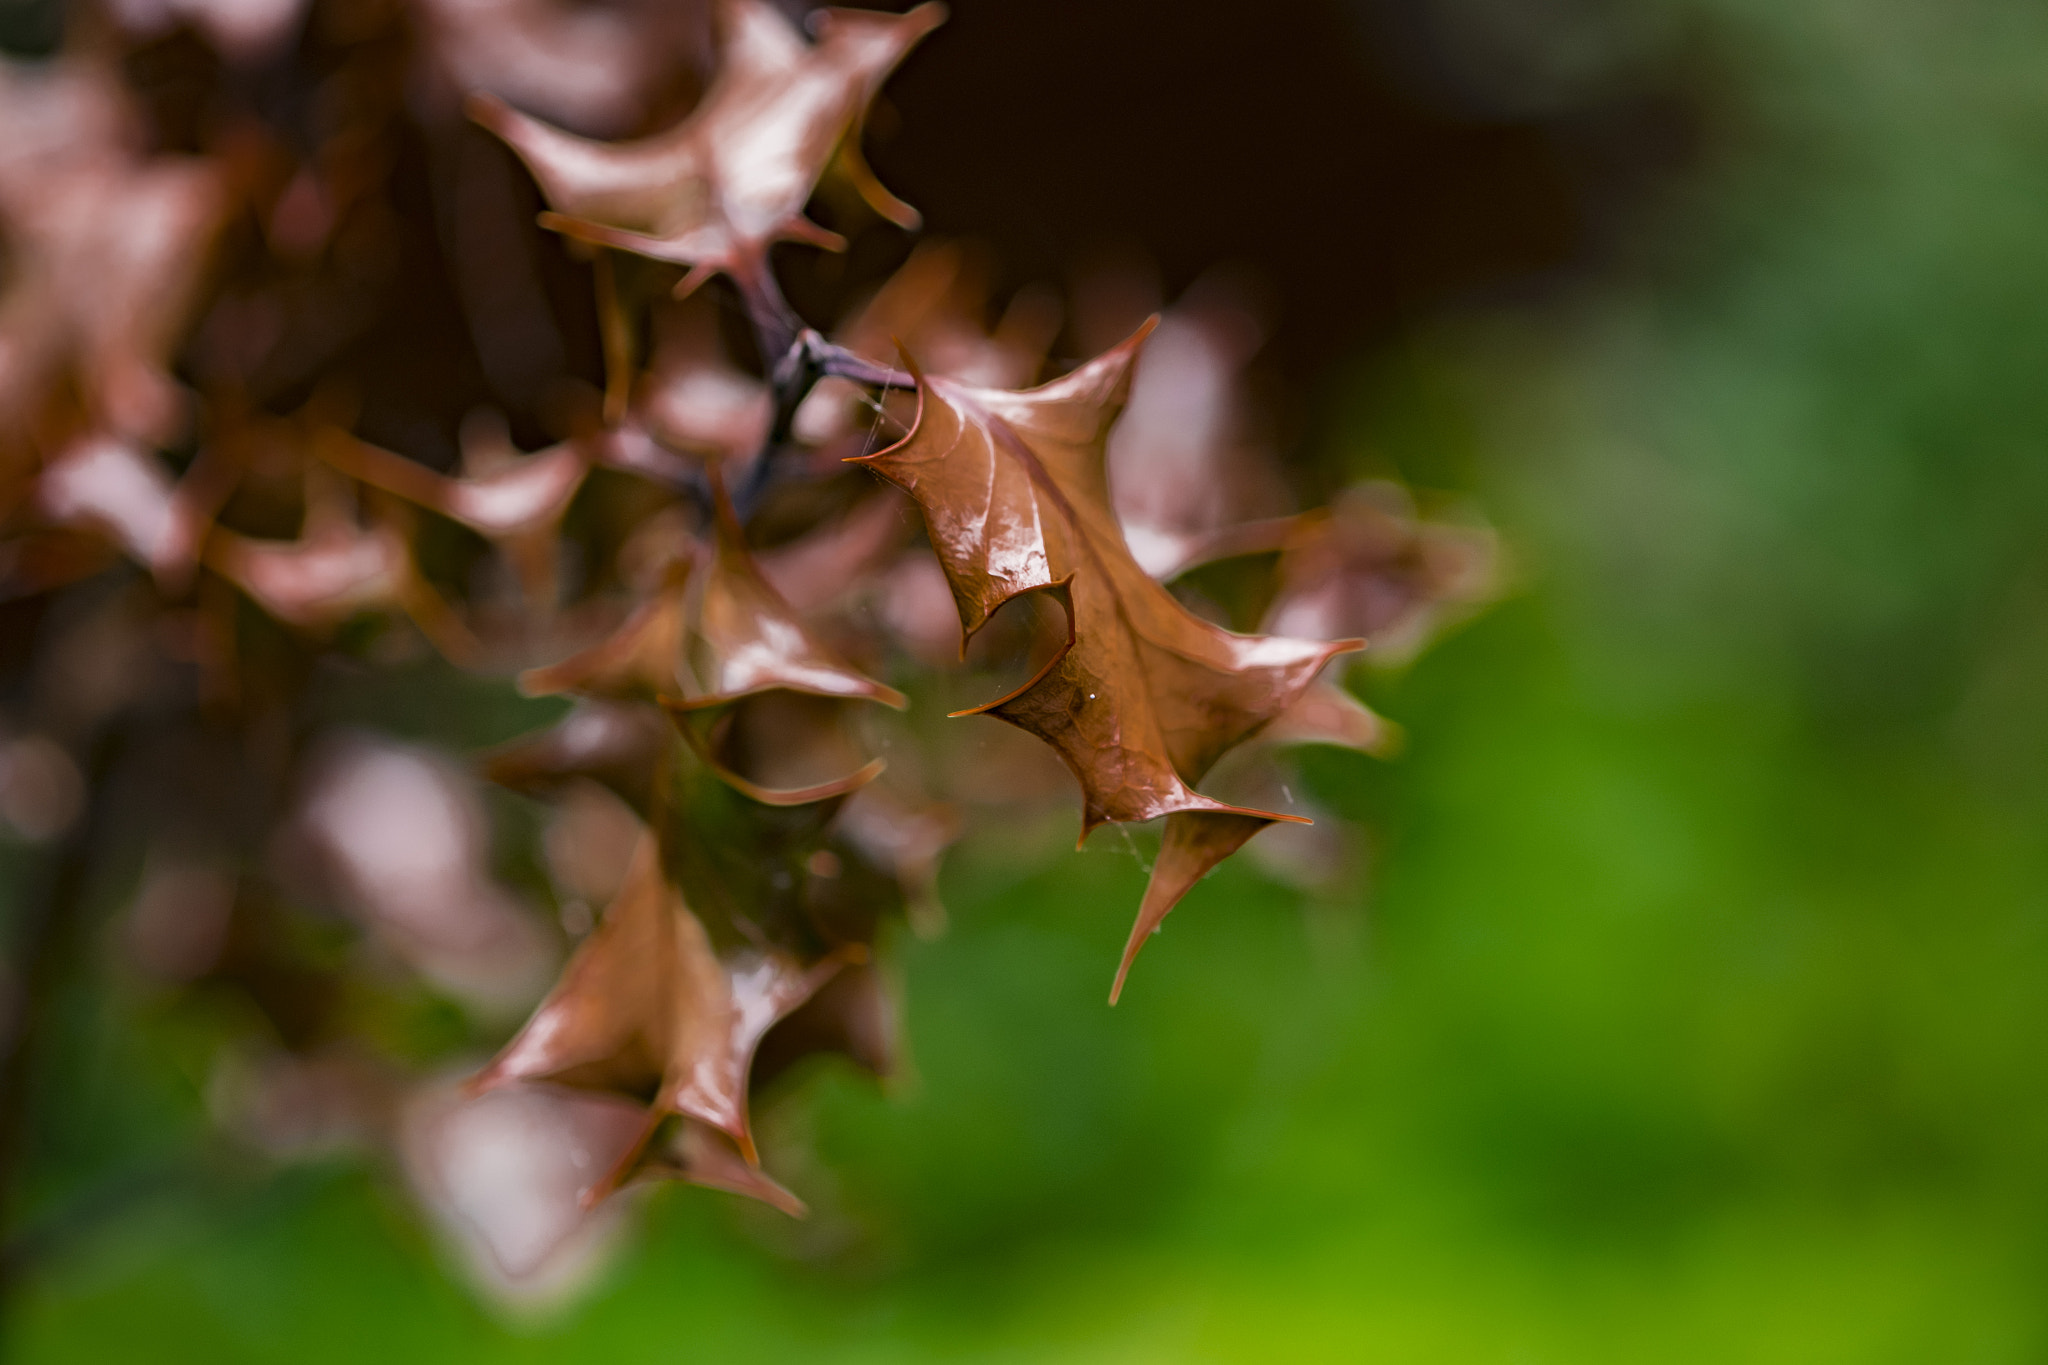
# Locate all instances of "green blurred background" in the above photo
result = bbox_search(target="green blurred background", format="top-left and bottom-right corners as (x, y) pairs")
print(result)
(16, 0), (2048, 1358)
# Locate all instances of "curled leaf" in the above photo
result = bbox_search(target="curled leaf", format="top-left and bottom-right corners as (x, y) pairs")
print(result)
(522, 485), (905, 713)
(1266, 482), (1498, 665)
(470, 0), (945, 292)
(315, 428), (586, 544)
(1107, 289), (1295, 580)
(483, 698), (673, 816)
(851, 323), (1361, 993)
(207, 511), (477, 663)
(0, 61), (231, 446)
(471, 836), (849, 1198)
(641, 1119), (807, 1217)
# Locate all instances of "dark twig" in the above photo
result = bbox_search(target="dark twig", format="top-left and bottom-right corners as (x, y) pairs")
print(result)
(726, 262), (916, 522)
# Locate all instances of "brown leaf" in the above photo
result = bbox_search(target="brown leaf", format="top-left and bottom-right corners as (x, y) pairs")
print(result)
(314, 428), (586, 544)
(666, 689), (886, 807)
(401, 1079), (645, 1296)
(0, 130), (230, 446)
(850, 322), (1361, 996)
(288, 733), (557, 1014)
(35, 435), (181, 575)
(835, 779), (958, 937)
(313, 422), (589, 607)
(641, 1119), (807, 1217)
(755, 486), (915, 616)
(207, 514), (478, 663)
(874, 244), (1063, 392)
(471, 836), (848, 1197)
(206, 519), (405, 626)
(522, 483), (906, 713)
(751, 960), (895, 1091)
(634, 297), (771, 465)
(109, 0), (309, 61)
(417, 0), (708, 139)
(470, 0), (945, 295)
(1265, 482), (1498, 665)
(483, 698), (674, 816)
(1262, 675), (1397, 757)
(1106, 289), (1295, 580)
(796, 241), (1062, 448)
(1112, 810), (1270, 1003)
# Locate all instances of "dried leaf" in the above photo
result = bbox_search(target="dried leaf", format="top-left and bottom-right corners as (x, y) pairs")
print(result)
(108, 0), (309, 61)
(752, 960), (895, 1090)
(756, 486), (915, 615)
(314, 423), (589, 607)
(851, 322), (1361, 997)
(0, 136), (230, 445)
(641, 1119), (807, 1217)
(35, 432), (242, 591)
(470, 0), (945, 294)
(472, 835), (848, 1198)
(207, 509), (478, 663)
(835, 780), (958, 937)
(402, 1080), (644, 1297)
(484, 698), (674, 816)
(417, 0), (707, 138)
(635, 298), (772, 464)
(35, 435), (181, 575)
(1263, 675), (1397, 756)
(522, 485), (906, 713)
(1106, 291), (1294, 580)
(315, 428), (586, 544)
(289, 734), (557, 1013)
(1266, 482), (1498, 665)
(797, 241), (1062, 447)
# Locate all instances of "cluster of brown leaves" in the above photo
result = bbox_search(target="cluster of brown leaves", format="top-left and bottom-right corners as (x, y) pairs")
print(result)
(0, 0), (1491, 1299)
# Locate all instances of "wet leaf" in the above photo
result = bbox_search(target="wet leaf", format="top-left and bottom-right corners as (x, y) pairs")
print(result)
(521, 483), (905, 713)
(1266, 481), (1498, 665)
(483, 698), (674, 817)
(1106, 288), (1295, 581)
(472, 834), (850, 1200)
(851, 323), (1361, 997)
(470, 0), (945, 296)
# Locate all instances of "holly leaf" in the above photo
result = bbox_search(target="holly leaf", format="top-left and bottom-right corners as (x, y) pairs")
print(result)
(1266, 481), (1498, 666)
(752, 960), (895, 1091)
(204, 469), (479, 664)
(416, 0), (708, 140)
(313, 428), (586, 547)
(634, 297), (771, 466)
(850, 322), (1361, 999)
(796, 240), (1062, 447)
(469, 0), (945, 297)
(520, 483), (906, 716)
(482, 698), (674, 817)
(1105, 289), (1296, 581)
(314, 425), (588, 607)
(471, 834), (851, 1202)
(33, 433), (226, 590)
(0, 137), (232, 446)
(641, 1119), (808, 1218)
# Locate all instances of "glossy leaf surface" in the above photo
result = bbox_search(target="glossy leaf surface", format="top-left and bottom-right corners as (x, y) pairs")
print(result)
(852, 324), (1361, 994)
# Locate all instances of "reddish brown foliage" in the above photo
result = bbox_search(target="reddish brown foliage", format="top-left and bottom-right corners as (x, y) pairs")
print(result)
(0, 0), (1493, 1292)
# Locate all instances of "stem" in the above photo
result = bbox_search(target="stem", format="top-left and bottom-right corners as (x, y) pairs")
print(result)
(723, 256), (919, 523)
(595, 253), (635, 425)
(730, 259), (803, 366)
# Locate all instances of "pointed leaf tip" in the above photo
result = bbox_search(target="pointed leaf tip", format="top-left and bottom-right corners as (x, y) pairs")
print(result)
(1111, 809), (1276, 1002)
